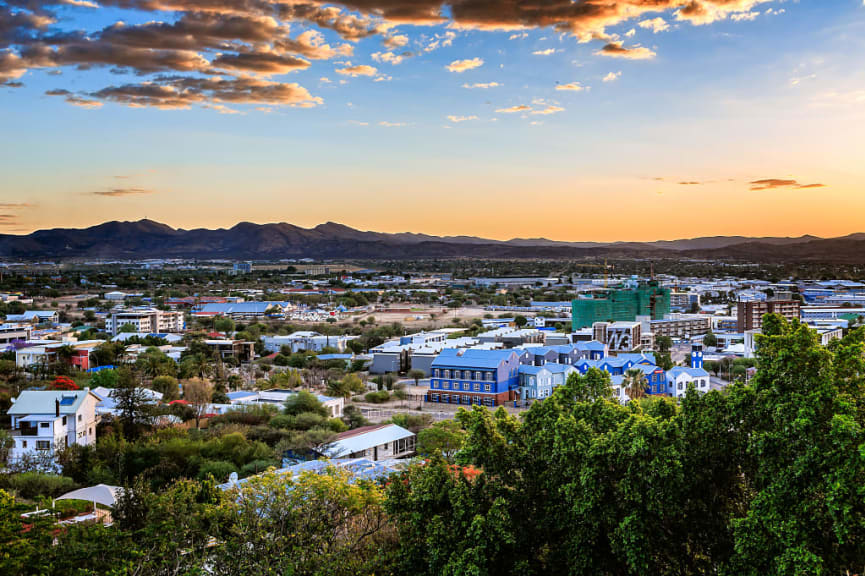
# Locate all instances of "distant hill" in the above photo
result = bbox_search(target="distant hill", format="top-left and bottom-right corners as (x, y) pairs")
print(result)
(0, 220), (863, 263)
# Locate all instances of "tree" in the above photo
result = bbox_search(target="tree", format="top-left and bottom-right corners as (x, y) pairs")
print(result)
(284, 390), (328, 418)
(113, 366), (152, 437)
(703, 330), (718, 349)
(514, 315), (528, 327)
(151, 375), (179, 401)
(623, 367), (648, 400)
(655, 335), (673, 354)
(213, 467), (394, 576)
(183, 378), (213, 428)
(408, 369), (425, 386)
(213, 317), (235, 334)
(417, 419), (465, 460)
(89, 368), (118, 389)
(49, 375), (79, 390)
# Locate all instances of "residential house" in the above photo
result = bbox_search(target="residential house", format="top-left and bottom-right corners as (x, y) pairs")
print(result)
(518, 363), (577, 401)
(322, 424), (416, 461)
(6, 389), (100, 465)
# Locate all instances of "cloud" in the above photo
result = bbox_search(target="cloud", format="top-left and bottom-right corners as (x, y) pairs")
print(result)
(595, 41), (656, 60)
(371, 51), (408, 65)
(731, 11), (759, 21)
(0, 0), (779, 106)
(678, 181), (703, 185)
(532, 48), (557, 56)
(556, 82), (586, 92)
(382, 33), (408, 48)
(749, 179), (826, 191)
(530, 104), (564, 115)
(446, 57), (483, 72)
(92, 76), (322, 109)
(462, 82), (500, 89)
(447, 114), (477, 123)
(639, 17), (670, 33)
(603, 70), (622, 82)
(378, 121), (407, 127)
(335, 63), (378, 77)
(91, 187), (158, 197)
(495, 105), (531, 113)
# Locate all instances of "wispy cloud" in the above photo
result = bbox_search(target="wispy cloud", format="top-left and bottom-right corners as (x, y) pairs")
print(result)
(462, 82), (500, 89)
(603, 71), (622, 82)
(532, 48), (558, 56)
(495, 105), (531, 113)
(90, 188), (158, 197)
(335, 64), (378, 77)
(556, 82), (587, 92)
(446, 57), (483, 73)
(749, 179), (826, 191)
(447, 115), (478, 123)
(595, 42), (656, 60)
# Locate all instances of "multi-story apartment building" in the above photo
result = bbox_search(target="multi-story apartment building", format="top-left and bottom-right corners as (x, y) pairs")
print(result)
(737, 299), (800, 332)
(106, 308), (184, 336)
(593, 321), (642, 352)
(640, 315), (712, 339)
(427, 348), (520, 407)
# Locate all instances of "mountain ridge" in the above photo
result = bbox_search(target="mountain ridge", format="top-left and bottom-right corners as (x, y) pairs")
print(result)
(0, 220), (863, 263)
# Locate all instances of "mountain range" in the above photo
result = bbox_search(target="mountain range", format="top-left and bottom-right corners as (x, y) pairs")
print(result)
(1, 220), (864, 263)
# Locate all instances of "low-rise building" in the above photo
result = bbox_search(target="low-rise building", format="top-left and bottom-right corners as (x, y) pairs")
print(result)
(322, 424), (416, 461)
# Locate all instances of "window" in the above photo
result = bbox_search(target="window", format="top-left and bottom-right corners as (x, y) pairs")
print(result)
(431, 394), (439, 402)
(463, 383), (470, 391)
(62, 416), (67, 425)
(454, 370), (461, 379)
(39, 422), (49, 428)
(444, 370), (450, 378)
(36, 440), (50, 451)
(77, 414), (82, 422)
(678, 382), (684, 390)
(473, 383), (480, 391)
(441, 394), (449, 403)
(22, 440), (27, 448)
(433, 369), (440, 377)
(484, 384), (491, 392)
(431, 380), (438, 389)
(442, 381), (449, 389)
(474, 396), (481, 405)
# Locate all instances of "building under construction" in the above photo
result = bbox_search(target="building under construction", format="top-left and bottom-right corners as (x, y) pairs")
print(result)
(571, 282), (671, 330)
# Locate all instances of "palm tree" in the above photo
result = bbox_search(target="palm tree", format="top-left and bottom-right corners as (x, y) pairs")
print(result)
(623, 367), (648, 401)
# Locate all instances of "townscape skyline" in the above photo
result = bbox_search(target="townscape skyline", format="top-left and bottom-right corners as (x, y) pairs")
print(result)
(2, 0), (864, 240)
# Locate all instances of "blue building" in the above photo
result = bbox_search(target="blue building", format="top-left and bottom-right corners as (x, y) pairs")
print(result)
(428, 349), (520, 407)
(518, 363), (576, 401)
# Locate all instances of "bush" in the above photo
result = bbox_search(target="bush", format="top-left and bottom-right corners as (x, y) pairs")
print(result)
(240, 459), (280, 476)
(364, 391), (390, 404)
(0, 472), (78, 500)
(293, 412), (327, 430)
(197, 460), (236, 482)
(268, 414), (295, 430)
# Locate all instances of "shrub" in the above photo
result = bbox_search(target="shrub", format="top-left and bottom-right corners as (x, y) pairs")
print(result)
(293, 412), (327, 430)
(364, 391), (390, 404)
(197, 460), (236, 482)
(0, 472), (78, 500)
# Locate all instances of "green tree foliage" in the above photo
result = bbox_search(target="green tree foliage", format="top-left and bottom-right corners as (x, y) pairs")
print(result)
(88, 368), (118, 389)
(151, 375), (179, 401)
(417, 419), (466, 460)
(386, 316), (865, 576)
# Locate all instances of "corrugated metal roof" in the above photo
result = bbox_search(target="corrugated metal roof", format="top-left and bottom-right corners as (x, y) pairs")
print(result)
(7, 389), (95, 415)
(325, 424), (414, 458)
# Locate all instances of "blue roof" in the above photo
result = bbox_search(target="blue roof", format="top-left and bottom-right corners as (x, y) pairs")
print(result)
(432, 348), (517, 369)
(616, 353), (656, 365)
(226, 391), (258, 400)
(575, 340), (606, 351)
(317, 354), (352, 361)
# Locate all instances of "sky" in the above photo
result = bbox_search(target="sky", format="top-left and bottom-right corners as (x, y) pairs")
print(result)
(1, 0), (864, 242)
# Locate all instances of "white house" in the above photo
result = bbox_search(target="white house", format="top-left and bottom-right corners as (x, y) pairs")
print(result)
(6, 389), (100, 465)
(666, 367), (711, 397)
(5, 310), (59, 324)
(322, 424), (416, 461)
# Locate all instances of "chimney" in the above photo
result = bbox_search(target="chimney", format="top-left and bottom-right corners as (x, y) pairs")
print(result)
(55, 398), (60, 417)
